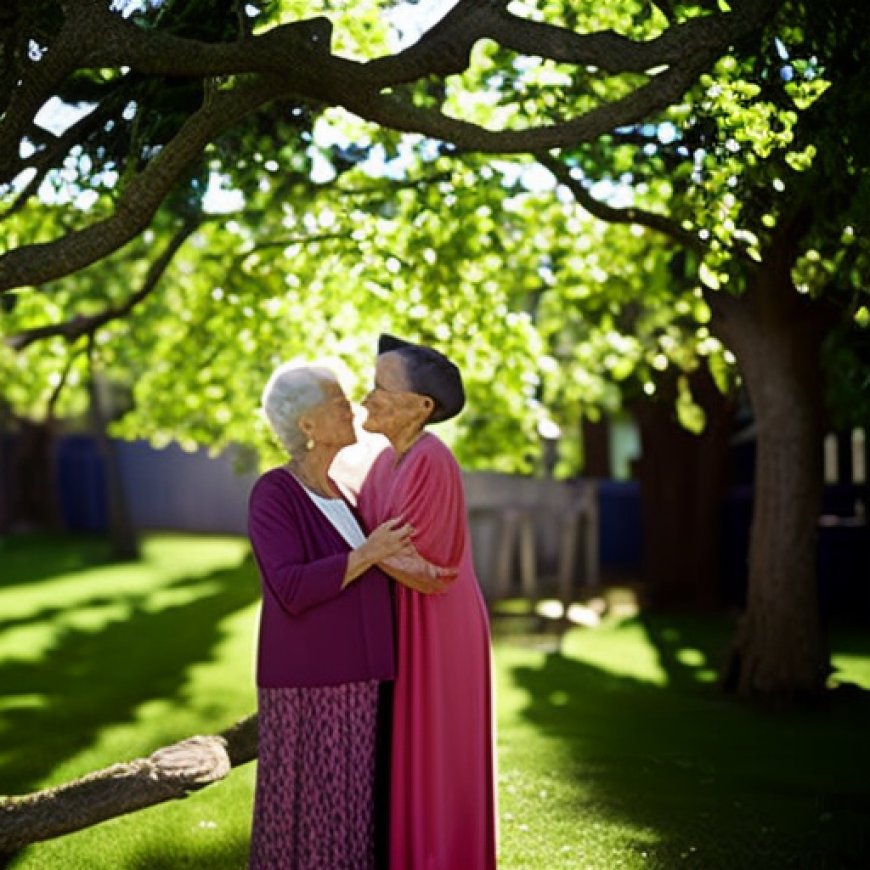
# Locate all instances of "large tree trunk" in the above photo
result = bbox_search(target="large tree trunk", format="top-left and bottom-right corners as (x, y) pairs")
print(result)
(631, 362), (735, 609)
(713, 245), (833, 702)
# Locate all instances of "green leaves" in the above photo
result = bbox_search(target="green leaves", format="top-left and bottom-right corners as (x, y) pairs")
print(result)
(3, 0), (868, 478)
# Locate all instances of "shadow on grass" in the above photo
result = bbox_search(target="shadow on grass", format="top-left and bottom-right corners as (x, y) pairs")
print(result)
(0, 556), (259, 796)
(125, 834), (250, 870)
(0, 596), (121, 635)
(0, 533), (115, 589)
(510, 613), (870, 870)
(636, 610), (735, 691)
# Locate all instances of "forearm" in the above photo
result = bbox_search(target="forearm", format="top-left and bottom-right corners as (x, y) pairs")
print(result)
(342, 548), (377, 588)
(378, 554), (433, 584)
(377, 547), (456, 594)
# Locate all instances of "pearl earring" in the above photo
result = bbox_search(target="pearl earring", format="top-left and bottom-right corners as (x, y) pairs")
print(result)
(306, 438), (315, 451)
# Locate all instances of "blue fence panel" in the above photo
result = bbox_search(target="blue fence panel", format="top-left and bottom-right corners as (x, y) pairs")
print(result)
(57, 436), (107, 532)
(596, 479), (642, 574)
(116, 440), (255, 534)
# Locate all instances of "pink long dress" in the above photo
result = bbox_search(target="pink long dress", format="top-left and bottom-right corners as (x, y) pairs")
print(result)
(358, 433), (497, 870)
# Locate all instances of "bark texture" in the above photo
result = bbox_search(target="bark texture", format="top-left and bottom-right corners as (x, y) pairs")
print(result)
(713, 238), (834, 701)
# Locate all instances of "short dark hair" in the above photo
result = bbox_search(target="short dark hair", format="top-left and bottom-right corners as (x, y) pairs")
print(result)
(378, 334), (466, 423)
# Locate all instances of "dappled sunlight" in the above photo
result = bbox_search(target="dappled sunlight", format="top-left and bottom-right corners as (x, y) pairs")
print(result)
(566, 601), (604, 628)
(0, 535), (248, 616)
(0, 693), (49, 724)
(636, 613), (736, 691)
(0, 535), (251, 664)
(560, 618), (669, 686)
(6, 536), (870, 868)
(532, 597), (606, 627)
(0, 618), (65, 665)
(533, 598), (565, 620)
(0, 564), (160, 620)
(830, 653), (870, 689)
(0, 534), (258, 799)
(138, 535), (250, 576)
(495, 638), (670, 867)
(138, 579), (226, 613)
(674, 647), (719, 683)
(497, 612), (870, 868)
(825, 625), (870, 689)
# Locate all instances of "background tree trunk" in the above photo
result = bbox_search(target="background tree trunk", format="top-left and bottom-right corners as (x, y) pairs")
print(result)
(631, 362), (735, 609)
(88, 367), (139, 561)
(4, 419), (61, 533)
(0, 404), (12, 532)
(580, 415), (612, 478)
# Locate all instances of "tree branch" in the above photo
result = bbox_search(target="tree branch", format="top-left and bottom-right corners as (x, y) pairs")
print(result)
(0, 77), (280, 293)
(536, 151), (706, 251)
(45, 350), (79, 421)
(0, 714), (258, 853)
(336, 59), (701, 153)
(74, 0), (333, 79)
(487, 5), (763, 74)
(364, 0), (777, 86)
(0, 0), (783, 292)
(363, 0), (509, 86)
(0, 22), (84, 177)
(0, 5), (332, 210)
(5, 216), (201, 351)
(1, 103), (113, 217)
(341, 1), (779, 148)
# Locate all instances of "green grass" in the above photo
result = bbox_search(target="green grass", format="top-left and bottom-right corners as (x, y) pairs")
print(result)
(2, 534), (869, 869)
(494, 613), (870, 869)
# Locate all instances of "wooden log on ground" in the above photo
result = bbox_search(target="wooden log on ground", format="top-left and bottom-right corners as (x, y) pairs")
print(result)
(0, 713), (258, 854)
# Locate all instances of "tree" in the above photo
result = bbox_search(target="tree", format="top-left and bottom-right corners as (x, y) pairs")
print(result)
(1, 0), (778, 477)
(1, 2), (768, 471)
(0, 0), (778, 292)
(534, 0), (870, 701)
(503, 180), (739, 606)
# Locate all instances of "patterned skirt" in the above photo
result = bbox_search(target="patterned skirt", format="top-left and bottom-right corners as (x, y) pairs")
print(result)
(249, 680), (384, 870)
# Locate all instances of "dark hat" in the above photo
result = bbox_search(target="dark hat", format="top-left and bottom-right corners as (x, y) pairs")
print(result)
(377, 334), (465, 423)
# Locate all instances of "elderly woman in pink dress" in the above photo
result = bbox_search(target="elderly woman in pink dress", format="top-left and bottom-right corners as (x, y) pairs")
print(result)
(248, 362), (447, 869)
(358, 335), (498, 870)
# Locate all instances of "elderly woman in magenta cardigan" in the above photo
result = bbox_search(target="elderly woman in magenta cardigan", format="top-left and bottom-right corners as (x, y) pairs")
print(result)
(247, 362), (450, 870)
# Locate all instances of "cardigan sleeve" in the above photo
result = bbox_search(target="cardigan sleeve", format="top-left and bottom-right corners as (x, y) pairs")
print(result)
(248, 475), (349, 616)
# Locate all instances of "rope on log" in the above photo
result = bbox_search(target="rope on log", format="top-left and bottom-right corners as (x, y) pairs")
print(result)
(0, 713), (258, 854)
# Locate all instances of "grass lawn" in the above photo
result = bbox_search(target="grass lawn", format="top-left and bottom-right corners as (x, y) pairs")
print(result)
(1, 532), (869, 869)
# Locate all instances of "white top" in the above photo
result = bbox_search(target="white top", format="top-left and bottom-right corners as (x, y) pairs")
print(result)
(304, 488), (367, 549)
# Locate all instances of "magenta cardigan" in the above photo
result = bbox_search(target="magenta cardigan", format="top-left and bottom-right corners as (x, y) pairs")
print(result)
(248, 468), (395, 688)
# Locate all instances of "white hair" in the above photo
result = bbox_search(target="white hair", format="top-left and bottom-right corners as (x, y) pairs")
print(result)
(261, 363), (338, 454)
